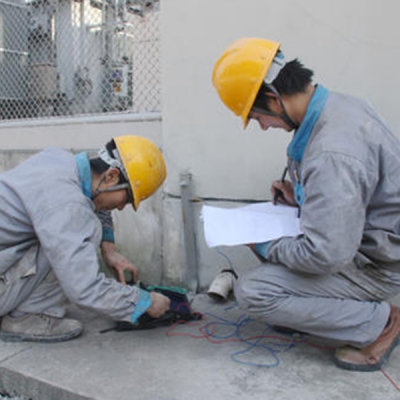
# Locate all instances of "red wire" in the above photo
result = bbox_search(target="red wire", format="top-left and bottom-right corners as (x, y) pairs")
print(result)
(381, 369), (400, 393)
(167, 316), (312, 345)
(167, 317), (400, 392)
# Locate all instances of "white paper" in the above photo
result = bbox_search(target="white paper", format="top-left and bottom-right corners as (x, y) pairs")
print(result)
(201, 202), (302, 248)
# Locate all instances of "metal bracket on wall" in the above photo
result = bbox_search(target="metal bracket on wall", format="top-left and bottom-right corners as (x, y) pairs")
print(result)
(180, 172), (199, 293)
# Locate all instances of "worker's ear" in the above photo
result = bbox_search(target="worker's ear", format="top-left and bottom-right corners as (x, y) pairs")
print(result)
(264, 92), (282, 113)
(104, 168), (120, 186)
(265, 91), (279, 103)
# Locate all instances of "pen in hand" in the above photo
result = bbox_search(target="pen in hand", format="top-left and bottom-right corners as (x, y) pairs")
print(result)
(273, 166), (288, 204)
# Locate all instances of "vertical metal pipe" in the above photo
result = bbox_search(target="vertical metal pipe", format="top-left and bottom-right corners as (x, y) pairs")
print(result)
(180, 172), (199, 293)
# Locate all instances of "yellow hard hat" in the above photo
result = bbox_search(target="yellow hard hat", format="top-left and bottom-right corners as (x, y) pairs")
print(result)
(212, 38), (281, 128)
(114, 135), (166, 210)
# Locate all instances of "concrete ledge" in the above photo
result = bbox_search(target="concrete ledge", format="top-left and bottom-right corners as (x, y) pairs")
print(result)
(0, 368), (92, 400)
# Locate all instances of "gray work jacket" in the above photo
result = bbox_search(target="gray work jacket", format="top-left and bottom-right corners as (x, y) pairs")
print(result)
(0, 147), (140, 321)
(267, 91), (400, 274)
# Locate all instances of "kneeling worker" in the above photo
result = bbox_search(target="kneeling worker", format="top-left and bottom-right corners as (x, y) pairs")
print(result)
(212, 37), (400, 371)
(0, 135), (170, 342)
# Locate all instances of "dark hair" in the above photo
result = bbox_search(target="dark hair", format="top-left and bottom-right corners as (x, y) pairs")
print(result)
(252, 58), (314, 112)
(90, 139), (127, 185)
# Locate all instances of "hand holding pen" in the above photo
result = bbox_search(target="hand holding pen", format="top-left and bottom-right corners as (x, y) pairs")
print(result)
(273, 167), (288, 204)
(271, 167), (297, 206)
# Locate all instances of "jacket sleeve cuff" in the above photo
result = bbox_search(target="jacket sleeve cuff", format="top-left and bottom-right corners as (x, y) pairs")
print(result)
(254, 241), (272, 259)
(131, 289), (152, 323)
(101, 227), (115, 243)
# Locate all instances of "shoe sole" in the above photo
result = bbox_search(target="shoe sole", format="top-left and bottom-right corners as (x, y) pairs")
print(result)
(0, 327), (83, 343)
(333, 334), (400, 372)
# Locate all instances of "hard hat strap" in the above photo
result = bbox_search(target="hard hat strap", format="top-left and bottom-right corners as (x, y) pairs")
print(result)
(93, 177), (134, 204)
(92, 173), (107, 200)
(255, 83), (298, 130)
(98, 183), (130, 193)
(100, 183), (134, 204)
(96, 144), (133, 202)
(264, 50), (286, 84)
(98, 147), (122, 169)
(98, 145), (130, 184)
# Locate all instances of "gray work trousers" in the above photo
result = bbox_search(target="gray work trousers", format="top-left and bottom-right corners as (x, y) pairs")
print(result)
(0, 245), (68, 318)
(234, 262), (400, 347)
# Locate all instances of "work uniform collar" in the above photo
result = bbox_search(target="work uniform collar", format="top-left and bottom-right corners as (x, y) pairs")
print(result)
(75, 152), (92, 199)
(287, 84), (329, 163)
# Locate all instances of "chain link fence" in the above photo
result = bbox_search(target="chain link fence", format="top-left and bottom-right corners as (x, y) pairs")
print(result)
(0, 0), (160, 121)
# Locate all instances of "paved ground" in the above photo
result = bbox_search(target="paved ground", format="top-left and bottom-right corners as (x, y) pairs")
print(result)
(0, 294), (400, 400)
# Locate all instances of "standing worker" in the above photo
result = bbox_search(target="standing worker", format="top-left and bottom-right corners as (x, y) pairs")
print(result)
(212, 37), (400, 371)
(0, 135), (170, 342)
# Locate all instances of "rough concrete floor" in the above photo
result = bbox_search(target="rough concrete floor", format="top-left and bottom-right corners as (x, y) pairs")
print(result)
(0, 294), (400, 400)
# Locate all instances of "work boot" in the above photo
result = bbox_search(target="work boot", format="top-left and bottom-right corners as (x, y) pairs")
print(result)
(334, 305), (400, 372)
(0, 313), (83, 343)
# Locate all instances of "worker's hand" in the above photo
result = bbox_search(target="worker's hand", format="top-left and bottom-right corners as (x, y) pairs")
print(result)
(271, 180), (297, 206)
(147, 292), (171, 318)
(247, 243), (256, 251)
(100, 241), (138, 284)
(246, 243), (267, 262)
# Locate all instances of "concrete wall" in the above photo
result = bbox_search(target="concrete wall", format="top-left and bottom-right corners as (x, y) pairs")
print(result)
(161, 0), (400, 290)
(1, 0), (400, 293)
(0, 116), (165, 285)
(162, 0), (400, 199)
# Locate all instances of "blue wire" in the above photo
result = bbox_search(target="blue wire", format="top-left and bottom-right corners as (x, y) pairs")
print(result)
(231, 326), (281, 368)
(235, 315), (296, 367)
(207, 251), (299, 367)
(216, 247), (234, 271)
(203, 307), (299, 368)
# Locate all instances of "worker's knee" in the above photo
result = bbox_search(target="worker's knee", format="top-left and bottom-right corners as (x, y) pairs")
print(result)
(234, 267), (281, 317)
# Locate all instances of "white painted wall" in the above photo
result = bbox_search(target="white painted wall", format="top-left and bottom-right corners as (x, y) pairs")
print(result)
(160, 0), (400, 290)
(0, 115), (161, 150)
(162, 0), (400, 200)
